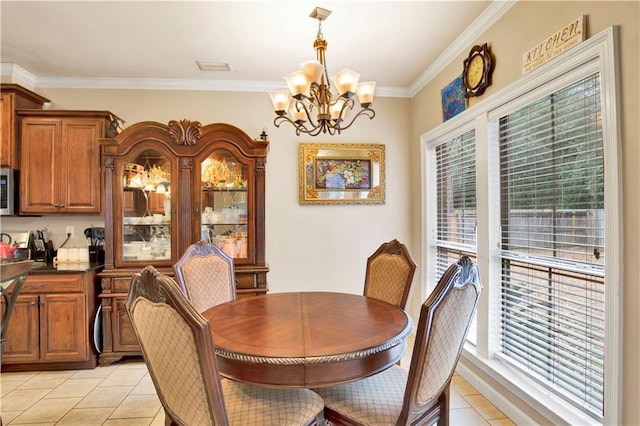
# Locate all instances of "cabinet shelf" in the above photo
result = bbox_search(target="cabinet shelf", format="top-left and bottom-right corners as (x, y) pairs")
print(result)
(202, 222), (247, 226)
(123, 222), (171, 226)
(201, 187), (247, 192)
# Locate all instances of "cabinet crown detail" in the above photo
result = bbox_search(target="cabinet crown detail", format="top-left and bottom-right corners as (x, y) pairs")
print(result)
(168, 119), (202, 146)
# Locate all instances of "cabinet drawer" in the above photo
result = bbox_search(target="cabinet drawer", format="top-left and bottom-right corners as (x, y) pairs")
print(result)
(235, 274), (256, 289)
(22, 274), (83, 293)
(112, 277), (132, 293)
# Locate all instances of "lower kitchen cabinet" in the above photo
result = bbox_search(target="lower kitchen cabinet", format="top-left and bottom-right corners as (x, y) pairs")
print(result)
(1, 270), (99, 372)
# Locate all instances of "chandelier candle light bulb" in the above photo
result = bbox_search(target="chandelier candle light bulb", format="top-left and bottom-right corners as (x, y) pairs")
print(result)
(269, 91), (291, 114)
(293, 109), (307, 123)
(331, 68), (359, 97)
(357, 82), (376, 106)
(330, 101), (344, 121)
(301, 60), (324, 86)
(269, 6), (376, 136)
(286, 70), (311, 99)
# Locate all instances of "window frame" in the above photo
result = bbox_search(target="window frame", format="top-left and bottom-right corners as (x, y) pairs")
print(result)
(421, 27), (622, 425)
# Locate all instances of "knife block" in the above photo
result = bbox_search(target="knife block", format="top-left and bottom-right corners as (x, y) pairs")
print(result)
(89, 245), (105, 263)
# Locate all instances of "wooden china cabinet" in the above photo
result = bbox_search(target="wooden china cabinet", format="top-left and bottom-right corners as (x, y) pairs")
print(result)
(97, 120), (269, 366)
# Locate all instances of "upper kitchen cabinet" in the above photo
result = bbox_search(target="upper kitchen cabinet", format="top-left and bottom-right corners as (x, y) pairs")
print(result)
(0, 84), (49, 168)
(18, 110), (119, 214)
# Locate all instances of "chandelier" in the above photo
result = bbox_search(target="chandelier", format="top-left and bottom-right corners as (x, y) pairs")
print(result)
(269, 7), (376, 136)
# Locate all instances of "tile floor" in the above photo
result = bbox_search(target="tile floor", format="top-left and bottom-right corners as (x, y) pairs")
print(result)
(1, 355), (515, 425)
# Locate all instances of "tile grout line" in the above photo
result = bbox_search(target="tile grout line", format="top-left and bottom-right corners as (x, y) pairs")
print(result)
(3, 361), (511, 425)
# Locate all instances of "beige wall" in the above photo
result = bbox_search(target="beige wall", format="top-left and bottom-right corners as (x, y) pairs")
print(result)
(410, 1), (639, 422)
(2, 89), (414, 302)
(2, 0), (636, 421)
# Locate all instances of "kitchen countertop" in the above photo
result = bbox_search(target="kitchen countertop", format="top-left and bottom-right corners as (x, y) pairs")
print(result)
(1, 260), (104, 274)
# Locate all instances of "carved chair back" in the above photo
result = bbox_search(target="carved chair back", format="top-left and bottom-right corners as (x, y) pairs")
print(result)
(125, 265), (228, 425)
(363, 239), (417, 309)
(398, 256), (482, 424)
(173, 240), (236, 313)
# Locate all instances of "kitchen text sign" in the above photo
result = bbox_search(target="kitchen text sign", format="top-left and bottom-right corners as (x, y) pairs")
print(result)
(522, 15), (586, 74)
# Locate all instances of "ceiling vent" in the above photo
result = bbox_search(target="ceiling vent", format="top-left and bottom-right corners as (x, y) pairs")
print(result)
(196, 61), (232, 72)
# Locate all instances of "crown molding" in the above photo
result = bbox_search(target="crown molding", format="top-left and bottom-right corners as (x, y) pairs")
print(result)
(408, 0), (516, 97)
(0, 63), (37, 90)
(31, 74), (411, 98)
(1, 1), (512, 99)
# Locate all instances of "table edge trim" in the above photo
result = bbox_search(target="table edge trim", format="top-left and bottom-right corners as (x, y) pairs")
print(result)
(215, 314), (414, 365)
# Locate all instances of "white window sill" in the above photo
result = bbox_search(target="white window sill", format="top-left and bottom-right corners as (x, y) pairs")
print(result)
(457, 344), (601, 426)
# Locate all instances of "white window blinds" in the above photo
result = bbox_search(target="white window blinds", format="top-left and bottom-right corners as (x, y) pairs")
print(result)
(435, 129), (477, 343)
(435, 130), (477, 252)
(497, 73), (604, 419)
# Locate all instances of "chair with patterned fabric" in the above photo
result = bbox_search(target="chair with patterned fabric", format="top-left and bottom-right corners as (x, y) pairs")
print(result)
(125, 265), (324, 426)
(173, 240), (236, 314)
(363, 239), (417, 310)
(316, 256), (482, 426)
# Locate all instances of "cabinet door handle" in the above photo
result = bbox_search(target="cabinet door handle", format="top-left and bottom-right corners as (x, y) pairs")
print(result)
(39, 300), (45, 306)
(30, 282), (47, 288)
(29, 301), (37, 305)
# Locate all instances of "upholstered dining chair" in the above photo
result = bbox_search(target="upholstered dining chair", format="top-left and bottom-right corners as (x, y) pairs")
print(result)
(125, 265), (325, 426)
(173, 240), (236, 313)
(316, 256), (482, 426)
(363, 239), (417, 310)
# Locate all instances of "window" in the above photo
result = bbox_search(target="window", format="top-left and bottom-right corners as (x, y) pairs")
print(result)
(497, 73), (604, 418)
(434, 129), (478, 343)
(422, 28), (621, 425)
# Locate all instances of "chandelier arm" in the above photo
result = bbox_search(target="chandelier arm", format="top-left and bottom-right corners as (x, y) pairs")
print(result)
(273, 115), (325, 136)
(294, 100), (320, 128)
(333, 97), (356, 122)
(310, 125), (325, 137)
(334, 107), (377, 132)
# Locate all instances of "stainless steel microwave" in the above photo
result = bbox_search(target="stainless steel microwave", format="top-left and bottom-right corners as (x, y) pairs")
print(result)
(0, 168), (16, 215)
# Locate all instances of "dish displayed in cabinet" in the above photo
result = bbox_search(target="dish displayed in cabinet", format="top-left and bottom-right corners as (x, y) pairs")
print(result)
(200, 168), (248, 260)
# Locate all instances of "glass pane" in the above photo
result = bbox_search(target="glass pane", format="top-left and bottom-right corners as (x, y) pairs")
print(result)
(498, 73), (605, 418)
(200, 150), (249, 260)
(122, 149), (172, 261)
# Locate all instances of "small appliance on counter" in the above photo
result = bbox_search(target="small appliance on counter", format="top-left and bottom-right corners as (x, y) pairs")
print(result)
(29, 229), (54, 264)
(0, 168), (17, 216)
(0, 231), (32, 261)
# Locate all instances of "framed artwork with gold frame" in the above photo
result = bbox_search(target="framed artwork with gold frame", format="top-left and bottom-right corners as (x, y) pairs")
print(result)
(299, 143), (385, 205)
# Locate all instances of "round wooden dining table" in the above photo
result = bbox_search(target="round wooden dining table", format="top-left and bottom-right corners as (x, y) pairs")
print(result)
(203, 291), (413, 388)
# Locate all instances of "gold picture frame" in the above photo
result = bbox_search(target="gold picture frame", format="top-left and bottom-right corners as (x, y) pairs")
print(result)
(299, 143), (385, 205)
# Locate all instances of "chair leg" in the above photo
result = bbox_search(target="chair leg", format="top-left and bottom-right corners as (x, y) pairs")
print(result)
(323, 407), (364, 426)
(164, 409), (178, 426)
(437, 386), (450, 426)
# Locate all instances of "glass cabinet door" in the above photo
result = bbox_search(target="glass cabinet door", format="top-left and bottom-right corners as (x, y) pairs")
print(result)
(121, 149), (172, 262)
(200, 150), (249, 261)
